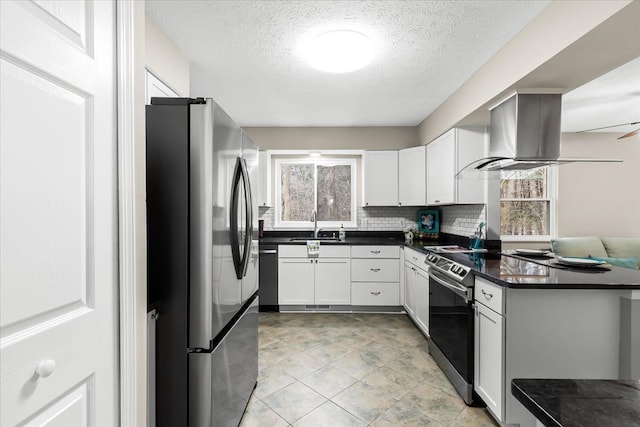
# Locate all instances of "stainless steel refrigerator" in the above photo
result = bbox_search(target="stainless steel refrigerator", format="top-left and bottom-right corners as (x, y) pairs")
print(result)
(146, 97), (259, 427)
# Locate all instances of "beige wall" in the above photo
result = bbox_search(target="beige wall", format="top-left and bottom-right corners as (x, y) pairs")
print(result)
(500, 132), (639, 251)
(145, 16), (190, 96)
(557, 133), (640, 238)
(244, 126), (420, 150)
(418, 1), (638, 145)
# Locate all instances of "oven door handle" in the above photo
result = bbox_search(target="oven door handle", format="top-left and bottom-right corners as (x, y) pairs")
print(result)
(428, 271), (471, 302)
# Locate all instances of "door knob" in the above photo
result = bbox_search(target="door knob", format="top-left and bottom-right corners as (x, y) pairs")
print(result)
(35, 359), (56, 378)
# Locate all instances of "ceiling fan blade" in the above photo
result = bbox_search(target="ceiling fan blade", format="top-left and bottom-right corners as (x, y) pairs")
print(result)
(617, 128), (640, 139)
(577, 121), (640, 133)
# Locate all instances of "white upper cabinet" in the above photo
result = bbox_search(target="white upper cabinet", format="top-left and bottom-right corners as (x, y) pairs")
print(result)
(363, 151), (398, 207)
(426, 127), (487, 206)
(398, 145), (427, 206)
(258, 150), (271, 207)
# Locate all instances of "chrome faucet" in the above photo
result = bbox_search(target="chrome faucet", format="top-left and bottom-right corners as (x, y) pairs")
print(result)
(311, 209), (319, 238)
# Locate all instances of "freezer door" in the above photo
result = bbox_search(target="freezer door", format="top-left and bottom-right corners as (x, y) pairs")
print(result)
(190, 100), (243, 349)
(190, 297), (258, 427)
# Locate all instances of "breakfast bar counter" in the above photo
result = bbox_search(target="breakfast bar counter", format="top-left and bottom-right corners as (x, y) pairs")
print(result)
(511, 379), (640, 427)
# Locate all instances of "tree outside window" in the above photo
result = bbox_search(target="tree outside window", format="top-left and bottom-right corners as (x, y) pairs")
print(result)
(275, 158), (356, 228)
(500, 167), (553, 237)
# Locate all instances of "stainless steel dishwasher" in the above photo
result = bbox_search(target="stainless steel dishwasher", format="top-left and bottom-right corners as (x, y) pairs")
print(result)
(258, 244), (278, 311)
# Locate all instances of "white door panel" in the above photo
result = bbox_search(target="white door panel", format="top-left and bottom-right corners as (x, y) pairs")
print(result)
(0, 0), (117, 425)
(23, 381), (90, 427)
(0, 58), (91, 333)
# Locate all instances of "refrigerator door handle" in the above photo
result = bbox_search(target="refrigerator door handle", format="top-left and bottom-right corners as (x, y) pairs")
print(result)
(231, 157), (253, 280)
(239, 157), (252, 278)
(230, 157), (244, 279)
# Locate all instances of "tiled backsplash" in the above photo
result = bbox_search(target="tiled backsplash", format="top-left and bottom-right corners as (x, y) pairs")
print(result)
(259, 204), (486, 236)
(439, 205), (486, 236)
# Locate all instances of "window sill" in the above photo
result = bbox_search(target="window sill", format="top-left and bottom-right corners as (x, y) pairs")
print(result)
(501, 235), (553, 243)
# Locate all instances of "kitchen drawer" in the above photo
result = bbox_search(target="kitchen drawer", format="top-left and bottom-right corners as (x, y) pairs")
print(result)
(278, 244), (350, 258)
(351, 245), (400, 259)
(404, 247), (428, 268)
(475, 277), (504, 314)
(351, 259), (400, 282)
(351, 282), (400, 306)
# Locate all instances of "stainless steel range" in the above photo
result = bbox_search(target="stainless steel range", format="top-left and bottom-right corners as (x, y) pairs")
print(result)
(424, 251), (477, 405)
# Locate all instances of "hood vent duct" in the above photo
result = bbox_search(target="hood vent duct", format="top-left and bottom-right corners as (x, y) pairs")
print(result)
(457, 92), (622, 177)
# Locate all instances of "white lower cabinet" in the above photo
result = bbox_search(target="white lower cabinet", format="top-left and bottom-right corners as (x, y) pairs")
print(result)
(278, 258), (315, 304)
(415, 267), (429, 334)
(403, 248), (429, 336)
(403, 262), (416, 317)
(351, 246), (400, 306)
(351, 282), (399, 305)
(278, 246), (351, 306)
(315, 258), (351, 305)
(474, 300), (505, 421)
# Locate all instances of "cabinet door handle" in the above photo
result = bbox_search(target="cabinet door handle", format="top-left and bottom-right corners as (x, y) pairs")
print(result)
(315, 259), (318, 263)
(370, 291), (381, 296)
(434, 199), (440, 203)
(370, 250), (381, 254)
(412, 256), (418, 261)
(35, 359), (56, 378)
(481, 289), (493, 300)
(370, 268), (381, 272)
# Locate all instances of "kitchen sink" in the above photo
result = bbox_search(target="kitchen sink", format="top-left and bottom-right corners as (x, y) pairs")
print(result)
(289, 237), (342, 242)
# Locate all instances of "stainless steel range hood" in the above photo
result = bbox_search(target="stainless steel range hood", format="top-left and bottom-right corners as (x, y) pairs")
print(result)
(458, 92), (622, 175)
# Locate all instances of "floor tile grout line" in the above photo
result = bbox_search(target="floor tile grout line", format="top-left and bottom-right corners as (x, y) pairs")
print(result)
(251, 313), (499, 427)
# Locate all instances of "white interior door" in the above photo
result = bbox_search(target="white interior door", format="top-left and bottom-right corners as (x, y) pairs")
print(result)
(1, 1), (118, 425)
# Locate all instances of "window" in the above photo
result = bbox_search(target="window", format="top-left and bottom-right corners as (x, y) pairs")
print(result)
(274, 157), (357, 229)
(500, 167), (555, 239)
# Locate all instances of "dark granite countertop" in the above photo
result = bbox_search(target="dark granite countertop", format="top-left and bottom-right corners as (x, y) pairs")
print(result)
(260, 231), (640, 289)
(260, 231), (466, 247)
(511, 379), (640, 427)
(439, 251), (640, 289)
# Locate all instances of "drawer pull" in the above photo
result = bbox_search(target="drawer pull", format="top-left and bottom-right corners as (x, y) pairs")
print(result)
(370, 268), (381, 272)
(481, 289), (493, 300)
(370, 250), (381, 254)
(370, 291), (381, 296)
(35, 359), (56, 378)
(412, 256), (417, 261)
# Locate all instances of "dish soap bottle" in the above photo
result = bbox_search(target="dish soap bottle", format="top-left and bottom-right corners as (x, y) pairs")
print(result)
(339, 224), (345, 241)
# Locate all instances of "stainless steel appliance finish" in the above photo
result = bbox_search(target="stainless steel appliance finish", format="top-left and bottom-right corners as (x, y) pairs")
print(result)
(458, 92), (622, 173)
(425, 252), (473, 288)
(147, 97), (258, 427)
(425, 251), (477, 405)
(258, 244), (279, 311)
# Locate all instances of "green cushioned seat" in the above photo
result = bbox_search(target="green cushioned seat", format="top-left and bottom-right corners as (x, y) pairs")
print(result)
(600, 237), (640, 269)
(551, 237), (608, 258)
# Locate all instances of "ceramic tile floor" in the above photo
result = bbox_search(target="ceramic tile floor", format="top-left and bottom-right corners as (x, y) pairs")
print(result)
(240, 312), (499, 427)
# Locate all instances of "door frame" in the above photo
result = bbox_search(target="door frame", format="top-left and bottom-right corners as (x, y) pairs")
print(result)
(117, 1), (145, 425)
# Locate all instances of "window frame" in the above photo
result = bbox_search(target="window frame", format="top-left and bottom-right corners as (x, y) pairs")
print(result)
(500, 166), (557, 242)
(274, 157), (358, 230)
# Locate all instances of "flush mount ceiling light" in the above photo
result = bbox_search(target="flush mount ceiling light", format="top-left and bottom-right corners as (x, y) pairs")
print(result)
(306, 30), (375, 73)
(309, 151), (321, 157)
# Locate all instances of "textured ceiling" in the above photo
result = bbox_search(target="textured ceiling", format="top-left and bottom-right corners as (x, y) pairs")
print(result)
(562, 57), (640, 133)
(146, 0), (551, 127)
